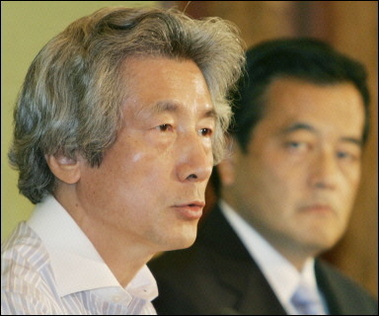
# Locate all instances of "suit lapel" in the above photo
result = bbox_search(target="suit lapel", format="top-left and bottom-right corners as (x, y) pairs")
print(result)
(315, 259), (350, 315)
(199, 205), (287, 314)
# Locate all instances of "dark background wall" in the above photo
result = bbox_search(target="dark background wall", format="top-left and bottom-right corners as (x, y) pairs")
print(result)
(163, 1), (378, 298)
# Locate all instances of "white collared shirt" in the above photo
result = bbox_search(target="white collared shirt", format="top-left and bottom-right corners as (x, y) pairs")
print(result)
(1, 195), (158, 315)
(220, 200), (328, 315)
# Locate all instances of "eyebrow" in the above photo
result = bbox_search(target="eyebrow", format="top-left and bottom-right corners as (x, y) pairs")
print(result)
(341, 137), (363, 147)
(280, 122), (316, 134)
(152, 100), (217, 119)
(152, 101), (179, 114)
(280, 122), (363, 147)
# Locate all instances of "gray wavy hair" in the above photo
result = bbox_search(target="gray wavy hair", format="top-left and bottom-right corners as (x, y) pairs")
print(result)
(8, 6), (245, 204)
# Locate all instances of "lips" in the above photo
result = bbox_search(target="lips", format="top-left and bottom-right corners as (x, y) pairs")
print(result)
(172, 201), (205, 220)
(300, 203), (334, 214)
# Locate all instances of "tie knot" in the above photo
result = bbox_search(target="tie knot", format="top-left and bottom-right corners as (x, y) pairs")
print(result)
(291, 283), (325, 315)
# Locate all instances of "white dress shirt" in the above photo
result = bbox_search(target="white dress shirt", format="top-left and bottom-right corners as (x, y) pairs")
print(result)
(220, 200), (328, 315)
(1, 195), (158, 315)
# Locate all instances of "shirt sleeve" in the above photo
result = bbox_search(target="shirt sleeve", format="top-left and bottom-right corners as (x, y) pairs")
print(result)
(1, 290), (58, 315)
(1, 224), (62, 315)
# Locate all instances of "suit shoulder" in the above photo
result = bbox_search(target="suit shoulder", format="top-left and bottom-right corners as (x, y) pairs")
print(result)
(316, 259), (378, 314)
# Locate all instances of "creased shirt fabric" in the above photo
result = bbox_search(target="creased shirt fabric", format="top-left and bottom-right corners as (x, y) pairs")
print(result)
(1, 195), (158, 315)
(220, 200), (329, 315)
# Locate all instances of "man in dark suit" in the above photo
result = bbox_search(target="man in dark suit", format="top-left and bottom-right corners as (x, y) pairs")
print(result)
(148, 38), (378, 315)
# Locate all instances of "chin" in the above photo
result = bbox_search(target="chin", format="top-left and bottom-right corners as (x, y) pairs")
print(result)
(308, 236), (339, 254)
(166, 232), (197, 252)
(182, 236), (197, 249)
(157, 222), (198, 251)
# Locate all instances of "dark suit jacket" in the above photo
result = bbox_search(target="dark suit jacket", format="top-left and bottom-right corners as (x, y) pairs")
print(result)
(148, 204), (378, 315)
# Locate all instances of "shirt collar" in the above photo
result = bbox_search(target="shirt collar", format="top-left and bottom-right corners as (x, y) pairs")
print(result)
(126, 265), (158, 300)
(27, 195), (158, 301)
(219, 200), (317, 303)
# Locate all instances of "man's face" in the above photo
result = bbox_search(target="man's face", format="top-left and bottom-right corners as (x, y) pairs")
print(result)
(76, 57), (215, 254)
(222, 77), (365, 261)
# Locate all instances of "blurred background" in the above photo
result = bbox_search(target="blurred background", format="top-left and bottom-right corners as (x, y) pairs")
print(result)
(2, 1), (377, 298)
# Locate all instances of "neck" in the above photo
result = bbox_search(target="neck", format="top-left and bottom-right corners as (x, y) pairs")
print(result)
(53, 185), (154, 288)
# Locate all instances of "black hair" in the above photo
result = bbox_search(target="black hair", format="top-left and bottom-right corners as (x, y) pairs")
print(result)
(230, 37), (370, 152)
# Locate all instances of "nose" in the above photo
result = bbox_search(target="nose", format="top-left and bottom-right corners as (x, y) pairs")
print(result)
(176, 133), (213, 183)
(308, 148), (339, 190)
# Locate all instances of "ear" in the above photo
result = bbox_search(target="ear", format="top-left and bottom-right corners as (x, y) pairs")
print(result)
(45, 154), (81, 184)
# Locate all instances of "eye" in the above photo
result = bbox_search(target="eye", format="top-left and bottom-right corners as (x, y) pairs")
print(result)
(284, 141), (309, 152)
(158, 124), (173, 132)
(199, 128), (213, 137)
(336, 150), (359, 162)
(286, 141), (302, 148)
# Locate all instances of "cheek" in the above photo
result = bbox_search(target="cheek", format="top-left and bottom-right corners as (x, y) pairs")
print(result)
(340, 175), (360, 208)
(80, 146), (152, 198)
(247, 151), (295, 189)
(78, 162), (121, 205)
(347, 166), (361, 189)
(102, 138), (154, 177)
(251, 156), (300, 211)
(110, 148), (176, 202)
